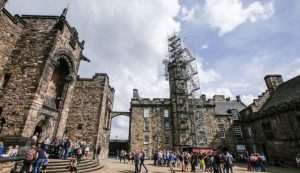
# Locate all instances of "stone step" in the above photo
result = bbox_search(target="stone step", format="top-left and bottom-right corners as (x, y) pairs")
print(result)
(46, 159), (103, 173)
(48, 159), (91, 165)
(47, 161), (98, 170)
(46, 164), (103, 173)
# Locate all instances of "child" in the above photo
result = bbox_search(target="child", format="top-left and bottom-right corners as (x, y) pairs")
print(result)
(70, 156), (78, 173)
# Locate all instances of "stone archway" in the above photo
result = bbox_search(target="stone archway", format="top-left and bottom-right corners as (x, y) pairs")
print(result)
(110, 111), (130, 119)
(109, 112), (131, 154)
(33, 119), (52, 143)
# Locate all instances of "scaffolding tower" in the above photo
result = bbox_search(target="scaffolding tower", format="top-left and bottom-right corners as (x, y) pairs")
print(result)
(164, 33), (207, 148)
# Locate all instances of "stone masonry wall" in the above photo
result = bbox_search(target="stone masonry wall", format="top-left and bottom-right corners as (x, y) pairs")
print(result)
(0, 14), (83, 139)
(67, 74), (114, 159)
(0, 9), (23, 93)
(130, 98), (171, 158)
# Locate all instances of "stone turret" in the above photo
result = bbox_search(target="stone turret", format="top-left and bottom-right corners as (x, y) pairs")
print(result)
(264, 74), (283, 92)
(0, 0), (7, 10)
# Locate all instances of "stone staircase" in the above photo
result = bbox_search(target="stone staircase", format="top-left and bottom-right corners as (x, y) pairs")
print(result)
(47, 159), (103, 173)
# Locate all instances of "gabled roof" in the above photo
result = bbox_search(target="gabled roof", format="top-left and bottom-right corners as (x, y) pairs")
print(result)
(213, 100), (246, 116)
(261, 75), (300, 111)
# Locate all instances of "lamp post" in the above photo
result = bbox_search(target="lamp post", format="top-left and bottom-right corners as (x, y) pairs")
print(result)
(0, 115), (6, 135)
(116, 135), (118, 141)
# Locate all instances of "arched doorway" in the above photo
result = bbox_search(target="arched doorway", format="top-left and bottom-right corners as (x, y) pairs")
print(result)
(109, 112), (130, 156)
(38, 55), (72, 140)
(33, 120), (52, 143)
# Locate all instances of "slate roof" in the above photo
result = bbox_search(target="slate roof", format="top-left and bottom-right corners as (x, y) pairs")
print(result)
(261, 75), (300, 111)
(213, 100), (246, 116)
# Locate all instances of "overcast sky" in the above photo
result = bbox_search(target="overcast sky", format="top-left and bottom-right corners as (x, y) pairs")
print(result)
(6, 0), (300, 140)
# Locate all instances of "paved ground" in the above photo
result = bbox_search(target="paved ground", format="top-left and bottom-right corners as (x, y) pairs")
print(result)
(91, 158), (300, 173)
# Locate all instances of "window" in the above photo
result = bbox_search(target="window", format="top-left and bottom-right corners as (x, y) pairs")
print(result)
(144, 108), (150, 117)
(248, 127), (254, 137)
(165, 135), (170, 144)
(231, 109), (239, 120)
(144, 135), (149, 144)
(196, 111), (204, 124)
(77, 123), (83, 130)
(236, 144), (246, 154)
(144, 119), (149, 131)
(165, 121), (170, 129)
(218, 124), (225, 138)
(261, 122), (273, 140)
(233, 126), (243, 138)
(164, 109), (169, 117)
(2, 73), (11, 89)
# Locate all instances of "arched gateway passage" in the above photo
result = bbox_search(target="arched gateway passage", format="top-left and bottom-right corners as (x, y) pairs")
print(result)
(109, 112), (130, 156)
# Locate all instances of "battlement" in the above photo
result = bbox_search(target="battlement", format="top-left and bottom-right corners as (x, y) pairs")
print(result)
(77, 73), (109, 81)
(131, 97), (170, 106)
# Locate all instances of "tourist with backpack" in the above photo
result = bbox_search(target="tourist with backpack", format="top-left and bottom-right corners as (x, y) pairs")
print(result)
(33, 144), (47, 173)
(139, 150), (148, 173)
(21, 145), (36, 173)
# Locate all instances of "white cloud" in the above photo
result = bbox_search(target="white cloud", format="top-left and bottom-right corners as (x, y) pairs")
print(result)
(201, 44), (208, 49)
(197, 59), (221, 84)
(221, 82), (251, 88)
(241, 94), (255, 105)
(181, 0), (275, 35)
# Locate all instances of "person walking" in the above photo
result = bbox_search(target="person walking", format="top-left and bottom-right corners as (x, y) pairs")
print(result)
(139, 151), (148, 173)
(225, 152), (234, 173)
(22, 145), (36, 173)
(33, 144), (47, 173)
(120, 149), (126, 163)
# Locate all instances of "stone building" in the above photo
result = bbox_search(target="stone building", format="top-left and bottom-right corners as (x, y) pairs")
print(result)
(130, 90), (246, 157)
(0, 4), (114, 158)
(66, 73), (114, 158)
(240, 74), (300, 166)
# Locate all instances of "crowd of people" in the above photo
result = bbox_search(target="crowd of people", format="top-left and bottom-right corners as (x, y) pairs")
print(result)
(0, 133), (102, 173)
(0, 142), (19, 157)
(151, 150), (235, 173)
(115, 149), (286, 173)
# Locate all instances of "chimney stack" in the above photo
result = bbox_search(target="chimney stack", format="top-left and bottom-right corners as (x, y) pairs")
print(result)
(236, 95), (241, 102)
(200, 94), (206, 101)
(264, 74), (283, 92)
(133, 89), (139, 99)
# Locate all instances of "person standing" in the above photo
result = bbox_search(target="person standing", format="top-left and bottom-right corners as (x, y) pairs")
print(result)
(33, 144), (47, 173)
(96, 145), (101, 163)
(212, 152), (221, 173)
(134, 151), (140, 173)
(139, 151), (148, 173)
(190, 153), (196, 172)
(43, 137), (50, 151)
(22, 145), (36, 173)
(32, 133), (38, 145)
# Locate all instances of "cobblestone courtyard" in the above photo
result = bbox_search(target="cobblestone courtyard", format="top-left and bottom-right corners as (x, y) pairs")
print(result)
(91, 158), (300, 173)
